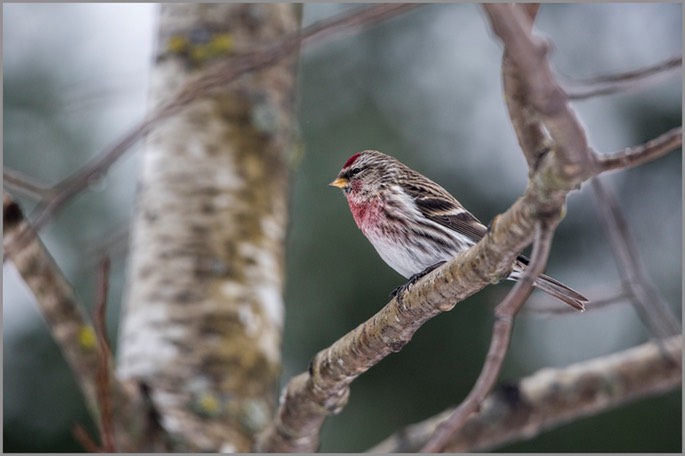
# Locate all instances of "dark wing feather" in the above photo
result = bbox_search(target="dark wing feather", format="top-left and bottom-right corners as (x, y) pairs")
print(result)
(416, 198), (487, 242)
(401, 176), (487, 242)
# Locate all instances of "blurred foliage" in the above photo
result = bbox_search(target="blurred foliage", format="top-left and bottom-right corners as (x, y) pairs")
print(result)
(3, 3), (681, 452)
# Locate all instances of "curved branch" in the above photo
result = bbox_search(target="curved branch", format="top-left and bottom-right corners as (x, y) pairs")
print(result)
(501, 4), (548, 169)
(256, 120), (588, 452)
(484, 3), (594, 173)
(257, 5), (680, 451)
(369, 335), (682, 453)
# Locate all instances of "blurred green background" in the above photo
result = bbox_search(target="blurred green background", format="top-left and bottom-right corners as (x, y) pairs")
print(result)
(3, 3), (681, 452)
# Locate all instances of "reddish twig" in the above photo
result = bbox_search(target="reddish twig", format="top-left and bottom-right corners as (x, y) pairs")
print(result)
(72, 423), (102, 453)
(80, 225), (130, 270)
(93, 256), (116, 452)
(422, 220), (556, 452)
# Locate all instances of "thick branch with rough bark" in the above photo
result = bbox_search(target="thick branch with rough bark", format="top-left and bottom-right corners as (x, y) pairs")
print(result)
(370, 335), (682, 453)
(256, 4), (682, 452)
(3, 193), (144, 451)
(421, 220), (557, 452)
(116, 4), (300, 452)
(257, 138), (681, 450)
(6, 4), (680, 452)
(255, 132), (620, 452)
(3, 192), (101, 413)
(3, 4), (426, 452)
(501, 4), (546, 170)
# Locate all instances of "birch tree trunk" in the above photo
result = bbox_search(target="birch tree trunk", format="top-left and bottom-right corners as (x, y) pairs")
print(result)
(116, 4), (300, 451)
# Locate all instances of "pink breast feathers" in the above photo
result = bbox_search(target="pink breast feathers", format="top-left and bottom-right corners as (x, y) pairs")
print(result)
(347, 196), (383, 235)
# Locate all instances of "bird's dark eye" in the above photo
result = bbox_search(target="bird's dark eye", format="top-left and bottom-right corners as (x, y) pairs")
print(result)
(348, 167), (362, 178)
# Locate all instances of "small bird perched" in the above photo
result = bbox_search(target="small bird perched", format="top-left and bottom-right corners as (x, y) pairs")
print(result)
(329, 150), (588, 311)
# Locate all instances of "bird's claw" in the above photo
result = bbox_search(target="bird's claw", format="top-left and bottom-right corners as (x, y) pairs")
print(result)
(389, 261), (447, 303)
(390, 282), (410, 300)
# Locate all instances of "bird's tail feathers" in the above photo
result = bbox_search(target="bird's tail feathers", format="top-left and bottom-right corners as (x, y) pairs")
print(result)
(532, 273), (588, 312)
(511, 258), (588, 312)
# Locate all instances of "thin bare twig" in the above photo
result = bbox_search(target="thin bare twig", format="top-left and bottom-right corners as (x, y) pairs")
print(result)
(80, 225), (131, 271)
(94, 256), (116, 452)
(422, 220), (556, 452)
(590, 177), (680, 338)
(3, 168), (53, 200)
(566, 56), (682, 100)
(597, 127), (682, 173)
(300, 3), (422, 48)
(6, 114), (158, 256)
(369, 335), (682, 453)
(6, 4), (423, 256)
(72, 424), (102, 453)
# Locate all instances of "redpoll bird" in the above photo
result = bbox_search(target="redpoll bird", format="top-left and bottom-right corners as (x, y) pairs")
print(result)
(329, 150), (588, 311)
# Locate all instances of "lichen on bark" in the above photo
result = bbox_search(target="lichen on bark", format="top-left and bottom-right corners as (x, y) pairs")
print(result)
(116, 4), (301, 451)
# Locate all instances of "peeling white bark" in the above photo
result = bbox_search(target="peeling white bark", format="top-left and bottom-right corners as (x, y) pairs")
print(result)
(117, 4), (300, 451)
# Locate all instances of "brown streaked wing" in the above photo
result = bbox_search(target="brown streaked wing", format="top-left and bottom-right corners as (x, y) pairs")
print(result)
(402, 178), (488, 242)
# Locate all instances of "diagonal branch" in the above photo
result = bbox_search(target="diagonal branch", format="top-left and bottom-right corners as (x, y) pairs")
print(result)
(257, 4), (681, 450)
(590, 177), (681, 338)
(3, 168), (53, 200)
(421, 220), (557, 452)
(6, 3), (423, 257)
(3, 191), (101, 411)
(255, 127), (591, 453)
(3, 192), (145, 451)
(566, 55), (682, 100)
(596, 127), (682, 173)
(369, 334), (682, 453)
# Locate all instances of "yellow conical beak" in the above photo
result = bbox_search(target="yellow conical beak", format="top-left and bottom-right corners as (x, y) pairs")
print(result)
(329, 177), (349, 189)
